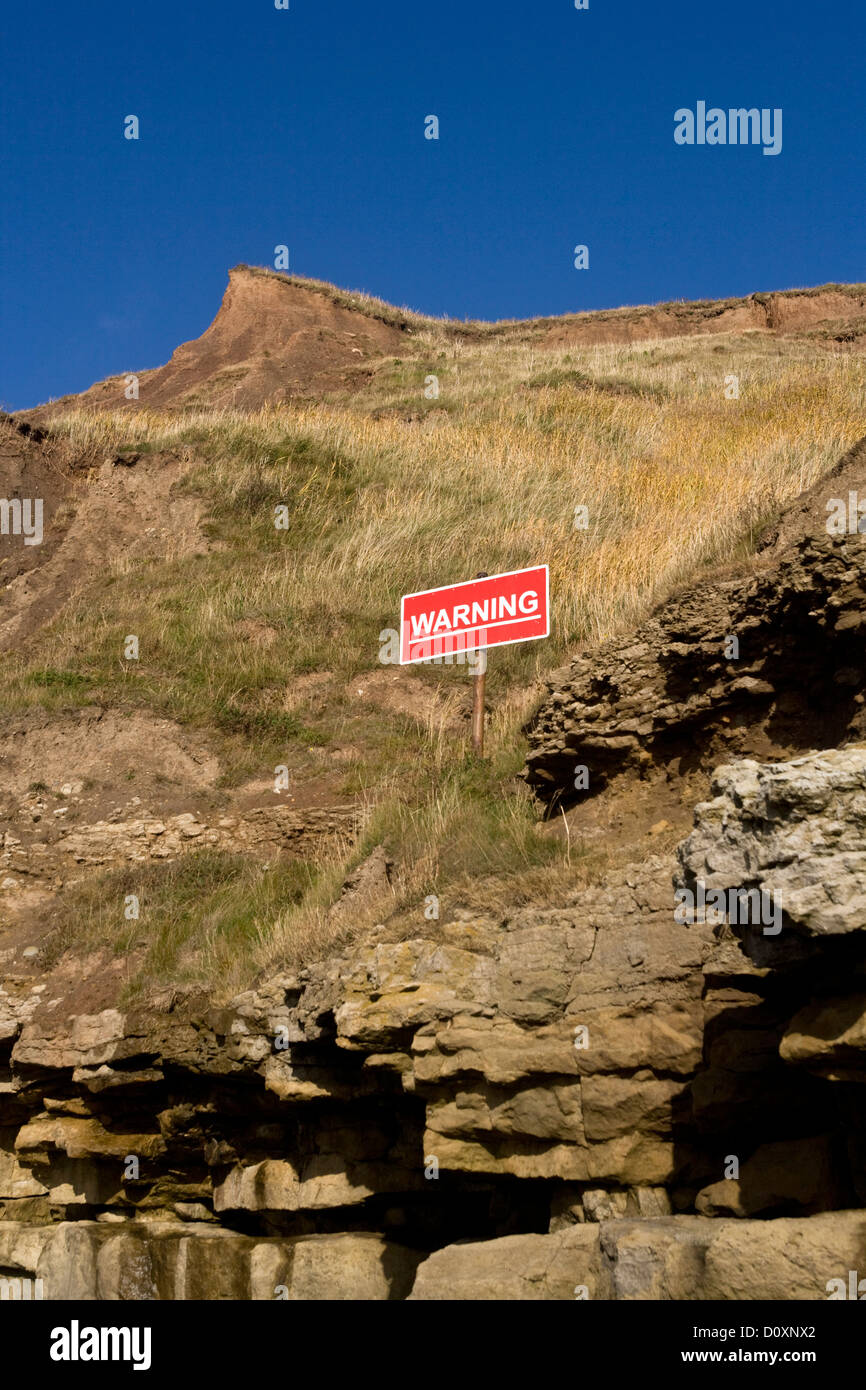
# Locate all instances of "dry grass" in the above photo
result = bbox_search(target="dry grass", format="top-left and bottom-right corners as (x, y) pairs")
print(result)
(16, 329), (866, 990)
(40, 334), (866, 655)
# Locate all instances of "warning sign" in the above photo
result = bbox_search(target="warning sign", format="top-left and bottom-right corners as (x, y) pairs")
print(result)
(400, 565), (549, 665)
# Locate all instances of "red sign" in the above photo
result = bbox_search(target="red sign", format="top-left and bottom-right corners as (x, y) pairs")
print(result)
(400, 565), (549, 665)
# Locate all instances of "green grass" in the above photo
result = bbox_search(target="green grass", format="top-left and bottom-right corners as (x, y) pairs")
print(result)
(7, 324), (866, 993)
(43, 851), (319, 1000)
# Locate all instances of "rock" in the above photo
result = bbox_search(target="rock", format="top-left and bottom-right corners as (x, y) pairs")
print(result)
(781, 994), (866, 1078)
(13, 1009), (129, 1069)
(214, 1159), (302, 1212)
(601, 1210), (866, 1300)
(426, 1079), (584, 1143)
(172, 1202), (214, 1223)
(582, 1189), (629, 1222)
(630, 1186), (672, 1218)
(569, 1001), (704, 1077)
(587, 1133), (679, 1185)
(411, 1015), (577, 1086)
(704, 1212), (866, 1300)
(15, 1116), (165, 1163)
(0, 1219), (420, 1300)
(408, 1226), (607, 1300)
(0, 1143), (47, 1199)
(213, 1156), (408, 1213)
(325, 845), (395, 931)
(695, 1135), (847, 1217)
(334, 939), (498, 1045)
(581, 1074), (690, 1142)
(678, 748), (866, 941)
(262, 1233), (420, 1301)
(423, 1131), (592, 1181)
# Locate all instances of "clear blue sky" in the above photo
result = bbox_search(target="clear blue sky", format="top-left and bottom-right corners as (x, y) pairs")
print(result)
(1, 0), (863, 410)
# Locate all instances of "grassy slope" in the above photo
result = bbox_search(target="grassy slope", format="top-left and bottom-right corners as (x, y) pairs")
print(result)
(12, 329), (866, 995)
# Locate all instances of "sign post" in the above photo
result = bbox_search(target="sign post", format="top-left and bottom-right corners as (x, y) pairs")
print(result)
(399, 565), (550, 758)
(471, 571), (488, 757)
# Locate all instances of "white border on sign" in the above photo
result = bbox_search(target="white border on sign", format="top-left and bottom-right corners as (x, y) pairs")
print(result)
(399, 564), (550, 666)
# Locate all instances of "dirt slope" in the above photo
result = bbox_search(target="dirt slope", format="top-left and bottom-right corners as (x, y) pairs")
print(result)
(537, 287), (866, 348)
(0, 417), (81, 589)
(34, 268), (411, 416)
(22, 272), (866, 418)
(0, 416), (206, 651)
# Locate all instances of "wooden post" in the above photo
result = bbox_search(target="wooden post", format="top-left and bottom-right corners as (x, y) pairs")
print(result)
(471, 572), (488, 757)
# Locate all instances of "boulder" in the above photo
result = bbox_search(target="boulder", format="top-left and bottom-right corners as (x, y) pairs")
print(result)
(677, 749), (866, 945)
(601, 1211), (866, 1300)
(408, 1226), (607, 1300)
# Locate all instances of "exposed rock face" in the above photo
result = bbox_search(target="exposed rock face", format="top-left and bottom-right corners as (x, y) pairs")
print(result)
(408, 1226), (606, 1301)
(408, 1212), (866, 1301)
(5, 442), (866, 1298)
(3, 745), (866, 1297)
(677, 749), (866, 951)
(525, 437), (866, 802)
(0, 1221), (420, 1300)
(2, 803), (357, 881)
(598, 1212), (866, 1301)
(673, 746), (866, 1216)
(0, 855), (717, 1247)
(2, 1210), (863, 1301)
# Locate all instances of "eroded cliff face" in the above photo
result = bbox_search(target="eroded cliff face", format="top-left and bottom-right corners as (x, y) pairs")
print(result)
(525, 436), (866, 805)
(23, 275), (866, 419)
(0, 852), (711, 1294)
(3, 442), (866, 1300)
(3, 752), (866, 1299)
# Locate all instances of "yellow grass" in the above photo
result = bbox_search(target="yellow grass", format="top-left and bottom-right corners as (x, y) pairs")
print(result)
(19, 329), (866, 989)
(44, 334), (865, 649)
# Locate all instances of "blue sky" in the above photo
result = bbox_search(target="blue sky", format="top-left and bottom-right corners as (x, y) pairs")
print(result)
(1, 0), (863, 409)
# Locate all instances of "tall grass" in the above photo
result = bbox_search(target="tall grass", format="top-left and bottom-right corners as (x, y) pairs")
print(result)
(15, 331), (866, 990)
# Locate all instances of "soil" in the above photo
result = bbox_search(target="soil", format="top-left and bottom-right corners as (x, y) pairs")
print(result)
(25, 269), (411, 417)
(0, 421), (208, 651)
(18, 274), (866, 421)
(539, 289), (866, 349)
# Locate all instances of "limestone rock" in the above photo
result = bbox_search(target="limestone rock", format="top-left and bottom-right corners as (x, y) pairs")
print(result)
(695, 1135), (847, 1217)
(325, 845), (395, 931)
(15, 1115), (166, 1163)
(602, 1210), (866, 1300)
(0, 1219), (419, 1300)
(781, 994), (866, 1078)
(213, 1154), (420, 1213)
(677, 749), (866, 943)
(408, 1226), (607, 1300)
